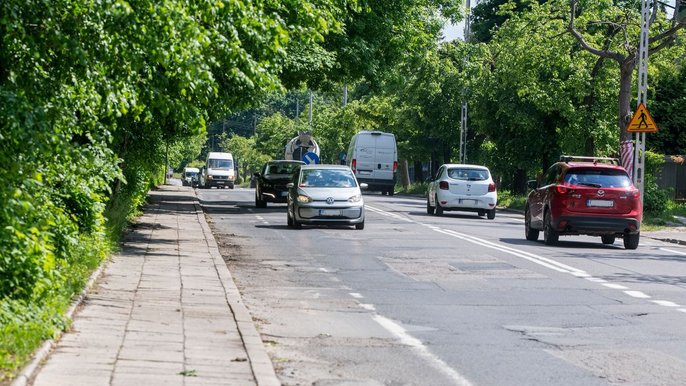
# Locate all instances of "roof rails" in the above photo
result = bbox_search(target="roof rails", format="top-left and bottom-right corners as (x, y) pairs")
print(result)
(559, 155), (620, 166)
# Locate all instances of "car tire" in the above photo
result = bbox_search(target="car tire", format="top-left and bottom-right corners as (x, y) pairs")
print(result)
(355, 221), (365, 230)
(543, 210), (559, 245)
(287, 211), (293, 228)
(525, 207), (539, 241)
(255, 193), (267, 208)
(601, 235), (616, 245)
(487, 209), (496, 220)
(435, 196), (443, 216)
(478, 210), (485, 217)
(388, 190), (394, 196)
(426, 197), (435, 215)
(623, 232), (639, 250)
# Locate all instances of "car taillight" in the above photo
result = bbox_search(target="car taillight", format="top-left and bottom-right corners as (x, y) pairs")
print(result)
(629, 188), (640, 198)
(556, 185), (568, 194)
(393, 161), (397, 173)
(488, 183), (496, 192)
(351, 159), (356, 173)
(439, 181), (449, 190)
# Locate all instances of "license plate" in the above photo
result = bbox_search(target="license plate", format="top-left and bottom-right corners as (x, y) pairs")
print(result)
(587, 199), (613, 208)
(281, 191), (289, 197)
(460, 199), (476, 205)
(320, 209), (340, 216)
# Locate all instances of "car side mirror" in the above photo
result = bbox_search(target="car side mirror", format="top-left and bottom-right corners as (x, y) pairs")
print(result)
(286, 183), (294, 189)
(360, 183), (369, 190)
(527, 180), (538, 189)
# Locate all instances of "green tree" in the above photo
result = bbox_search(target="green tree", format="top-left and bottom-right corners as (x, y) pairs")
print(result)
(567, 0), (686, 148)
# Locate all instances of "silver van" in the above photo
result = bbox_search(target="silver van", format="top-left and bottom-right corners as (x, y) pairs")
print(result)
(346, 131), (397, 195)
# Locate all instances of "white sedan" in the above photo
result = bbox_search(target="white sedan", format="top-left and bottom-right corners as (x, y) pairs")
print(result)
(426, 164), (497, 219)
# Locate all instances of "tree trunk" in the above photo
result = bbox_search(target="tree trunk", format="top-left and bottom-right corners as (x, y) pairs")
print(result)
(513, 169), (528, 195)
(618, 59), (636, 143)
(413, 161), (424, 182)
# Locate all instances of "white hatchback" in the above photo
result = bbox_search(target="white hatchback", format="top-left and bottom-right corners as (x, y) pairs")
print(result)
(426, 164), (497, 219)
(287, 165), (367, 229)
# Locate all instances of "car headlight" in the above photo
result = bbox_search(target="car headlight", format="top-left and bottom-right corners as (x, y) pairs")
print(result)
(297, 194), (312, 203)
(207, 175), (213, 180)
(348, 194), (362, 203)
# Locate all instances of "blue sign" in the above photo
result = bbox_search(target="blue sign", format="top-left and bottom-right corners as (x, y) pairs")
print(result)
(303, 152), (320, 164)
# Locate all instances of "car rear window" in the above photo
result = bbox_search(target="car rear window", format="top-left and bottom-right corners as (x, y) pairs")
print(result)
(447, 168), (489, 181)
(564, 168), (631, 188)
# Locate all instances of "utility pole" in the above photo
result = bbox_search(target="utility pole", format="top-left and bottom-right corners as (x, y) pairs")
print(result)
(343, 83), (348, 107)
(459, 0), (472, 164)
(633, 0), (651, 206)
(308, 90), (313, 127)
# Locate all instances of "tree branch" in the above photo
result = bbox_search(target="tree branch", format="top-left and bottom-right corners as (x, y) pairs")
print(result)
(567, 0), (625, 62)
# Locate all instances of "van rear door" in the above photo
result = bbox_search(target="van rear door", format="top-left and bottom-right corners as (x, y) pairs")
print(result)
(372, 133), (396, 181)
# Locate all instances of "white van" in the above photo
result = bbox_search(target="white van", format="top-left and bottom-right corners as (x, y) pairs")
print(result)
(200, 152), (235, 189)
(182, 167), (200, 187)
(347, 131), (397, 195)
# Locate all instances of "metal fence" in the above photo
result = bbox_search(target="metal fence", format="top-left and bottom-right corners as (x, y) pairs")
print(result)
(656, 156), (686, 200)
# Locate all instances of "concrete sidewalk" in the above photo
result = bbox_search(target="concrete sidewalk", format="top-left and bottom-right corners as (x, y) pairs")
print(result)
(14, 185), (279, 386)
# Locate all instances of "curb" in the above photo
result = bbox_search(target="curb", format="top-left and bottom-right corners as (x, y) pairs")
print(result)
(192, 190), (281, 386)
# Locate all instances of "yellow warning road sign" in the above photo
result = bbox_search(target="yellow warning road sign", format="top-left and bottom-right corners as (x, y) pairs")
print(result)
(626, 103), (658, 133)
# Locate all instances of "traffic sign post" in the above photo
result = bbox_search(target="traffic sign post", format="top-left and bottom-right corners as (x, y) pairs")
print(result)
(632, 0), (652, 208)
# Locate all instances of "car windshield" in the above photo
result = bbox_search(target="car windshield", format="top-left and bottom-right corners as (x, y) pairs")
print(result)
(184, 172), (198, 177)
(300, 169), (357, 188)
(208, 159), (233, 169)
(265, 163), (299, 176)
(447, 168), (489, 181)
(564, 168), (631, 188)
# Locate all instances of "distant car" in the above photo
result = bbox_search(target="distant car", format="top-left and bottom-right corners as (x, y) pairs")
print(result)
(287, 164), (367, 229)
(182, 167), (200, 187)
(254, 160), (305, 208)
(426, 164), (497, 219)
(525, 156), (642, 249)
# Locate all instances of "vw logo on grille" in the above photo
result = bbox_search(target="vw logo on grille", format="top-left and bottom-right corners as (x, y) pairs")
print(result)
(326, 197), (335, 205)
(597, 189), (605, 196)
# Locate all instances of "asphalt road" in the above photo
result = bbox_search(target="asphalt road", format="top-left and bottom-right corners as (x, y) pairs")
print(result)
(198, 187), (686, 386)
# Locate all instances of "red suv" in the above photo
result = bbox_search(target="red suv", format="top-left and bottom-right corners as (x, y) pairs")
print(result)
(525, 156), (642, 249)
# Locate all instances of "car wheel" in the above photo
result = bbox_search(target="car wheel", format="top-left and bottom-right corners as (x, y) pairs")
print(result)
(487, 209), (496, 220)
(388, 190), (394, 196)
(287, 211), (293, 228)
(229, 183), (235, 189)
(543, 210), (559, 245)
(355, 221), (365, 230)
(478, 210), (485, 217)
(255, 193), (267, 208)
(624, 232), (639, 250)
(601, 235), (616, 245)
(426, 197), (435, 215)
(435, 195), (443, 216)
(525, 207), (539, 241)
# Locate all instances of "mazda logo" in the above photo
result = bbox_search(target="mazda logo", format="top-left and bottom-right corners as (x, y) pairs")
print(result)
(326, 197), (335, 205)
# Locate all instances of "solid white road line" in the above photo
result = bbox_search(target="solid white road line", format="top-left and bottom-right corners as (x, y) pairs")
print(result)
(365, 204), (686, 314)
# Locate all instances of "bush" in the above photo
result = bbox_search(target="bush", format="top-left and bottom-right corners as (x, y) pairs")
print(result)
(643, 151), (669, 214)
